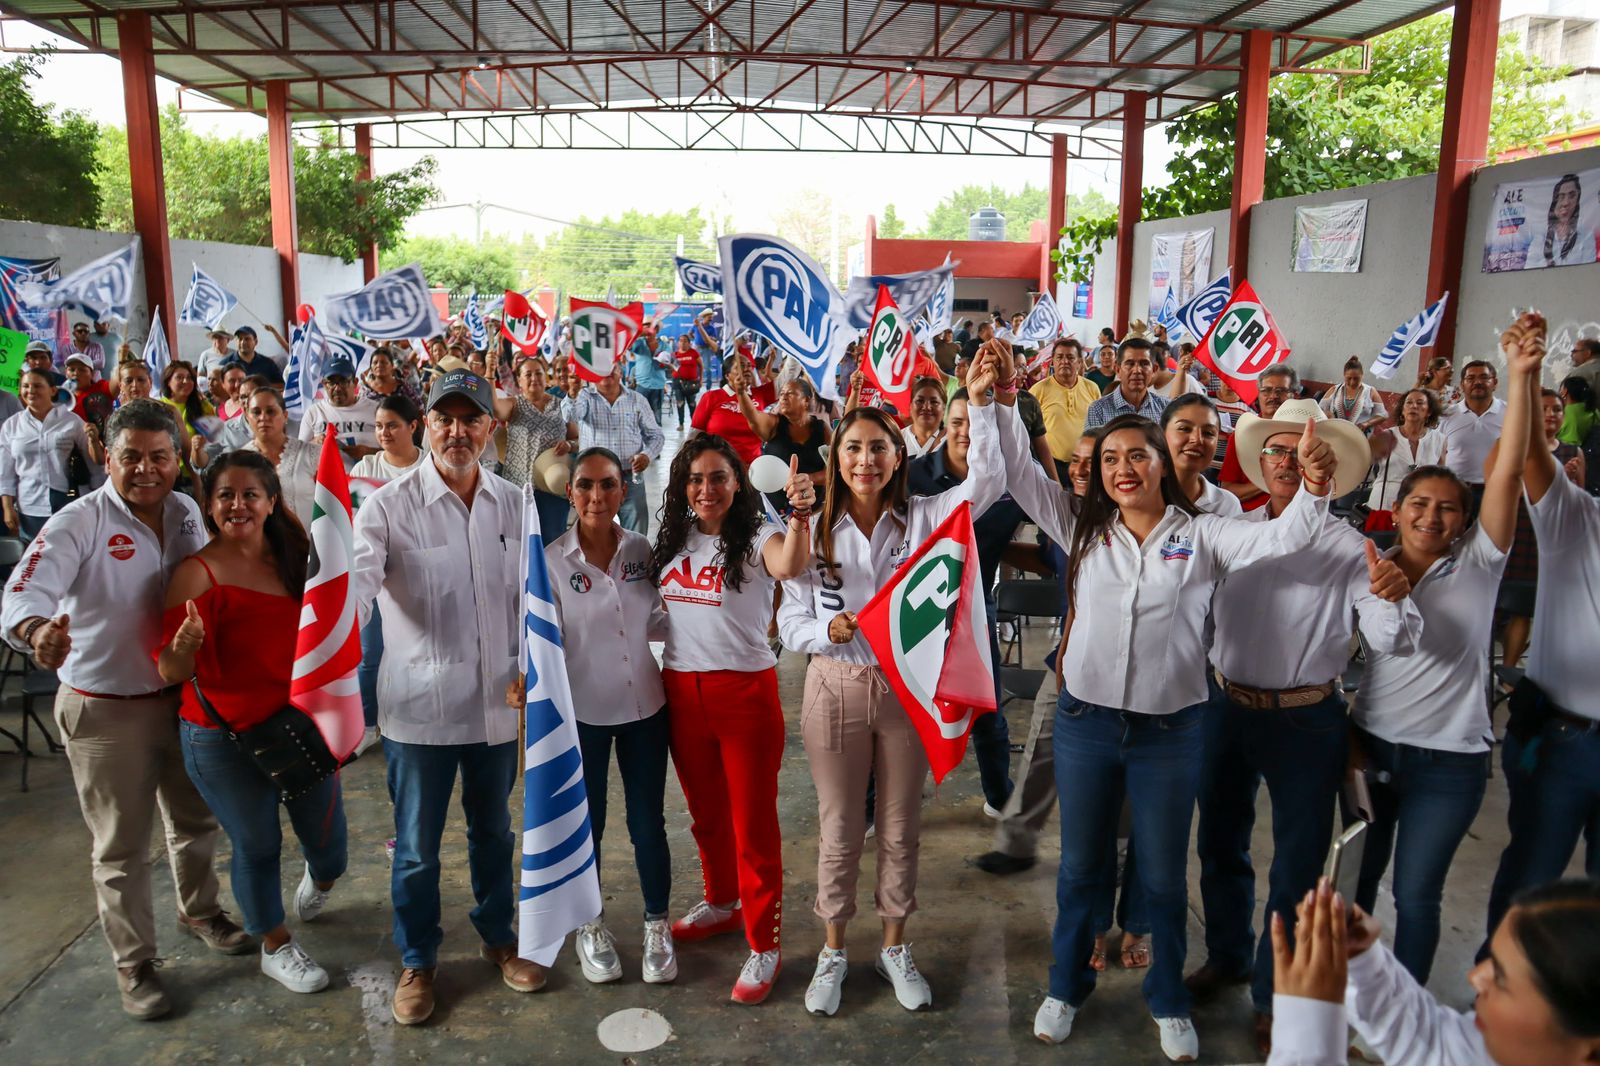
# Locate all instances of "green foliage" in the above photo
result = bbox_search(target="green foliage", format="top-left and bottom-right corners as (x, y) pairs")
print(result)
(98, 106), (439, 261)
(527, 208), (715, 297)
(916, 183), (1050, 241)
(878, 203), (906, 239)
(381, 234), (522, 293)
(1055, 13), (1579, 283)
(0, 53), (101, 227)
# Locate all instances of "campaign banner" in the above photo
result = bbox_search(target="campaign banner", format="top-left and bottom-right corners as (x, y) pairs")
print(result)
(842, 260), (958, 329)
(321, 263), (444, 340)
(1482, 166), (1600, 272)
(674, 256), (722, 297)
(1292, 200), (1368, 273)
(718, 233), (854, 399)
(0, 255), (67, 350)
(177, 263), (240, 329)
(19, 238), (139, 322)
(1148, 228), (1213, 321)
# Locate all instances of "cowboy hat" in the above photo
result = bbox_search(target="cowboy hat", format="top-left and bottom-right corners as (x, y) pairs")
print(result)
(1232, 397), (1371, 495)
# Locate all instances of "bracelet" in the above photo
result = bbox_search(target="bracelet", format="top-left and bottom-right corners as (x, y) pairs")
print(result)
(1302, 474), (1330, 489)
(20, 617), (47, 647)
(996, 379), (1020, 394)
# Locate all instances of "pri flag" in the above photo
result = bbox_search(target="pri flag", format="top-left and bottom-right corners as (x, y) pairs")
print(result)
(322, 263), (444, 341)
(568, 298), (642, 382)
(518, 485), (603, 965)
(178, 263), (239, 330)
(857, 502), (997, 783)
(1175, 269), (1232, 346)
(289, 429), (365, 761)
(500, 290), (549, 355)
(718, 233), (854, 400)
(1191, 279), (1291, 405)
(142, 306), (173, 379)
(1371, 293), (1450, 380)
(463, 291), (488, 349)
(19, 238), (139, 322)
(1015, 292), (1065, 345)
(863, 285), (917, 415)
(675, 256), (723, 297)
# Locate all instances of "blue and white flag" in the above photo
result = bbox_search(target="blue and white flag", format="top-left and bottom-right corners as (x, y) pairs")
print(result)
(142, 306), (172, 378)
(926, 255), (955, 334)
(1154, 283), (1182, 340)
(1175, 269), (1232, 346)
(675, 256), (723, 297)
(518, 485), (602, 966)
(19, 238), (139, 322)
(321, 262), (443, 341)
(841, 259), (958, 329)
(284, 315), (329, 417)
(463, 291), (488, 349)
(540, 290), (565, 361)
(177, 263), (238, 330)
(912, 315), (935, 354)
(718, 233), (855, 400)
(1015, 292), (1065, 345)
(1371, 293), (1450, 380)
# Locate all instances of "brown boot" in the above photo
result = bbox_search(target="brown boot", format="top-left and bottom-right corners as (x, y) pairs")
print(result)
(180, 911), (253, 955)
(392, 967), (436, 1025)
(482, 943), (547, 993)
(1182, 961), (1250, 1003)
(1254, 1011), (1273, 1057)
(117, 960), (172, 1020)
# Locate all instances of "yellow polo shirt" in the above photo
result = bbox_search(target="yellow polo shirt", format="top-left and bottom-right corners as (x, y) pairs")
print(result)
(1030, 375), (1102, 461)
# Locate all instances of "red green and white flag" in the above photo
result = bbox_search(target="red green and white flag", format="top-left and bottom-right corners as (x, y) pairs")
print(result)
(568, 297), (643, 382)
(857, 502), (996, 783)
(1191, 278), (1292, 405)
(290, 428), (364, 760)
(863, 284), (916, 416)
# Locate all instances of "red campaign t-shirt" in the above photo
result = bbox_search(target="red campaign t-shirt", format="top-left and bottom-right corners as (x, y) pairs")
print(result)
(673, 350), (701, 381)
(1218, 434), (1271, 512)
(691, 382), (776, 466)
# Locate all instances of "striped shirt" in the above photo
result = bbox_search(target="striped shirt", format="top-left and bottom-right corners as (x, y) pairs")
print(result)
(564, 384), (665, 462)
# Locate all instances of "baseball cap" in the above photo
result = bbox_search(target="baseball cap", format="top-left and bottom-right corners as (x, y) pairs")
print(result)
(24, 340), (52, 357)
(426, 369), (495, 416)
(64, 352), (94, 370)
(322, 358), (357, 380)
(233, 325), (257, 339)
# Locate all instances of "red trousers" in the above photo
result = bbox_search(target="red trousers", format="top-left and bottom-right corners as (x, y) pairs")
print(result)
(662, 667), (785, 953)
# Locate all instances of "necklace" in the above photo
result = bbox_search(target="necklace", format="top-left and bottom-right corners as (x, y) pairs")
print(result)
(1340, 388), (1359, 417)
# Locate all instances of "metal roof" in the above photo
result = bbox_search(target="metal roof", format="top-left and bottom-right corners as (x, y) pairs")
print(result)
(1, 0), (1450, 128)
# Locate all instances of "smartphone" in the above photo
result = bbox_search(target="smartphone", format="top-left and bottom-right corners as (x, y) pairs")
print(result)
(1323, 821), (1368, 904)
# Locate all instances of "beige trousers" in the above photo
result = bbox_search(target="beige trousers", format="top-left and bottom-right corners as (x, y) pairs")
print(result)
(55, 689), (223, 968)
(801, 655), (929, 923)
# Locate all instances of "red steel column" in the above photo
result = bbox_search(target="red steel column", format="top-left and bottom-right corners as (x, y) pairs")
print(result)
(1423, 0), (1501, 364)
(267, 81), (301, 328)
(1112, 92), (1147, 337)
(354, 123), (380, 284)
(116, 12), (176, 352)
(1228, 29), (1272, 284)
(1044, 133), (1069, 294)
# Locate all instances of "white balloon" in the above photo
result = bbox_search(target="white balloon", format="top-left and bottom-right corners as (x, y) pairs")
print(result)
(748, 453), (791, 494)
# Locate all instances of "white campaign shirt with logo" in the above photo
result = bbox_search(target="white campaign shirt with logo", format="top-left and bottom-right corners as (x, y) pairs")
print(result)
(298, 396), (380, 450)
(1437, 398), (1505, 485)
(1196, 477), (1243, 517)
(659, 523), (784, 673)
(1353, 523), (1507, 753)
(1, 484), (206, 695)
(547, 525), (668, 724)
(778, 402), (1004, 665)
(991, 400), (1332, 714)
(0, 406), (89, 515)
(1525, 473), (1600, 720)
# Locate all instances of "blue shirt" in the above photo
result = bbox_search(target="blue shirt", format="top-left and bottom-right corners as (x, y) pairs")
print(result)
(1083, 386), (1169, 429)
(629, 338), (671, 390)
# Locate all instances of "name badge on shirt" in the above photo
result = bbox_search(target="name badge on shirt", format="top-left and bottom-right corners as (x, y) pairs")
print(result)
(620, 559), (651, 582)
(1160, 534), (1194, 562)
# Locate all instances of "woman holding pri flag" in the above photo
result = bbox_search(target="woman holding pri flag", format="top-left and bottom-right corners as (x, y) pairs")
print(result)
(775, 359), (1006, 1018)
(978, 340), (1340, 1062)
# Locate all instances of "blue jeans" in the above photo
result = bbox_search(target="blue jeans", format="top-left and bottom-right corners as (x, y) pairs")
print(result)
(179, 720), (348, 936)
(577, 711), (672, 918)
(358, 607), (383, 729)
(1353, 730), (1488, 984)
(618, 475), (649, 535)
(533, 488), (569, 539)
(1050, 692), (1205, 1017)
(1485, 717), (1600, 944)
(385, 738), (518, 968)
(671, 380), (699, 427)
(18, 488), (69, 539)
(1196, 684), (1347, 1012)
(638, 387), (665, 426)
(1094, 827), (1148, 938)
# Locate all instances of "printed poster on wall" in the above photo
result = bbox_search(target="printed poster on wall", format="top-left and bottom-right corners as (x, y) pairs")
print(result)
(1482, 166), (1600, 272)
(1149, 229), (1214, 321)
(1292, 200), (1368, 273)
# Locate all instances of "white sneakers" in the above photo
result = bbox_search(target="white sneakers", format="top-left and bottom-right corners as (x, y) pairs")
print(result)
(293, 863), (331, 923)
(875, 944), (932, 1011)
(1155, 1016), (1200, 1062)
(804, 947), (847, 1016)
(354, 725), (382, 758)
(1034, 997), (1077, 1043)
(260, 938), (328, 993)
(577, 920), (623, 983)
(670, 899), (742, 942)
(731, 949), (781, 1004)
(641, 919), (678, 984)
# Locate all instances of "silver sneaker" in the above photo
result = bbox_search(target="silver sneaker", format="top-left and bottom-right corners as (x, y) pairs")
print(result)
(577, 920), (623, 983)
(641, 919), (677, 984)
(294, 863), (331, 922)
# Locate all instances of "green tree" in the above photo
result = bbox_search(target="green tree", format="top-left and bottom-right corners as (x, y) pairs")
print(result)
(381, 234), (521, 293)
(772, 190), (854, 285)
(526, 208), (716, 297)
(98, 106), (440, 262)
(1055, 14), (1578, 282)
(0, 53), (100, 227)
(917, 183), (1050, 242)
(878, 203), (906, 239)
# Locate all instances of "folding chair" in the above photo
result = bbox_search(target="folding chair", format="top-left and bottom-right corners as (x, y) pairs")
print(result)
(17, 669), (62, 792)
(993, 579), (1062, 667)
(1000, 667), (1046, 711)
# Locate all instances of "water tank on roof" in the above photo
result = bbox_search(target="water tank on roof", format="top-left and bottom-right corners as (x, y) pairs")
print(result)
(968, 206), (1006, 242)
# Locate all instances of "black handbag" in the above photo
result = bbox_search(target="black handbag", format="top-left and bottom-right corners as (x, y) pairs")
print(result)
(191, 678), (344, 802)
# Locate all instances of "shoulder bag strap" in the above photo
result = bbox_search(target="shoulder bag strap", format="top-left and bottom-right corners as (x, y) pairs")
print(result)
(189, 676), (240, 740)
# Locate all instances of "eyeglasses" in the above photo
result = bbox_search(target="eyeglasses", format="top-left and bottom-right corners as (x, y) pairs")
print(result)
(1260, 445), (1300, 464)
(1259, 387), (1292, 398)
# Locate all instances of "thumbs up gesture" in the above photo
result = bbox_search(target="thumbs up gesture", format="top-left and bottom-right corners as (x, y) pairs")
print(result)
(171, 600), (205, 655)
(1365, 538), (1410, 603)
(784, 454), (816, 517)
(1297, 418), (1337, 494)
(30, 613), (72, 669)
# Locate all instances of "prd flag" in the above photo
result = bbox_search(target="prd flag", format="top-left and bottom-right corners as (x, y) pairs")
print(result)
(568, 297), (642, 382)
(289, 429), (365, 761)
(500, 290), (549, 355)
(857, 502), (997, 783)
(1191, 279), (1291, 405)
(863, 284), (916, 415)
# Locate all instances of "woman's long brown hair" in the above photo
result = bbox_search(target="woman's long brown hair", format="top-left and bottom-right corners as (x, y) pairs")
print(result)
(814, 406), (910, 570)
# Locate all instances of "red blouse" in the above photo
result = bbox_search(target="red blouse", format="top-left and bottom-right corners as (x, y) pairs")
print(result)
(690, 382), (776, 466)
(159, 580), (300, 731)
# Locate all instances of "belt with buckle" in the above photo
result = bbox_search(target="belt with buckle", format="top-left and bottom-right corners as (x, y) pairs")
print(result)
(1220, 676), (1335, 711)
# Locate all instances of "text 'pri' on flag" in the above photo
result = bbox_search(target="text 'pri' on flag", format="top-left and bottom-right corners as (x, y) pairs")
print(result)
(519, 485), (602, 966)
(290, 429), (365, 761)
(1190, 278), (1291, 406)
(857, 501), (997, 784)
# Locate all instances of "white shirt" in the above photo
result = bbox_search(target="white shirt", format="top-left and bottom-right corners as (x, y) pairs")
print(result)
(1267, 942), (1487, 1066)
(0, 407), (88, 515)
(1318, 382), (1385, 425)
(1525, 472), (1600, 719)
(1365, 427), (1447, 511)
(351, 450), (426, 481)
(1354, 524), (1506, 753)
(352, 459), (523, 746)
(1195, 478), (1243, 517)
(1438, 398), (1505, 485)
(662, 524), (783, 673)
(902, 425), (942, 459)
(194, 347), (235, 375)
(778, 402), (1004, 664)
(992, 400), (1333, 713)
(244, 437), (319, 526)
(1212, 504), (1422, 689)
(298, 396), (380, 451)
(547, 525), (667, 724)
(1, 484), (206, 695)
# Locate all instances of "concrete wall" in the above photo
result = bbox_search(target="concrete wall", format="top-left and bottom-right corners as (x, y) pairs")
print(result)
(1132, 207), (1232, 326)
(951, 278), (1036, 322)
(0, 218), (363, 359)
(1061, 234), (1118, 341)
